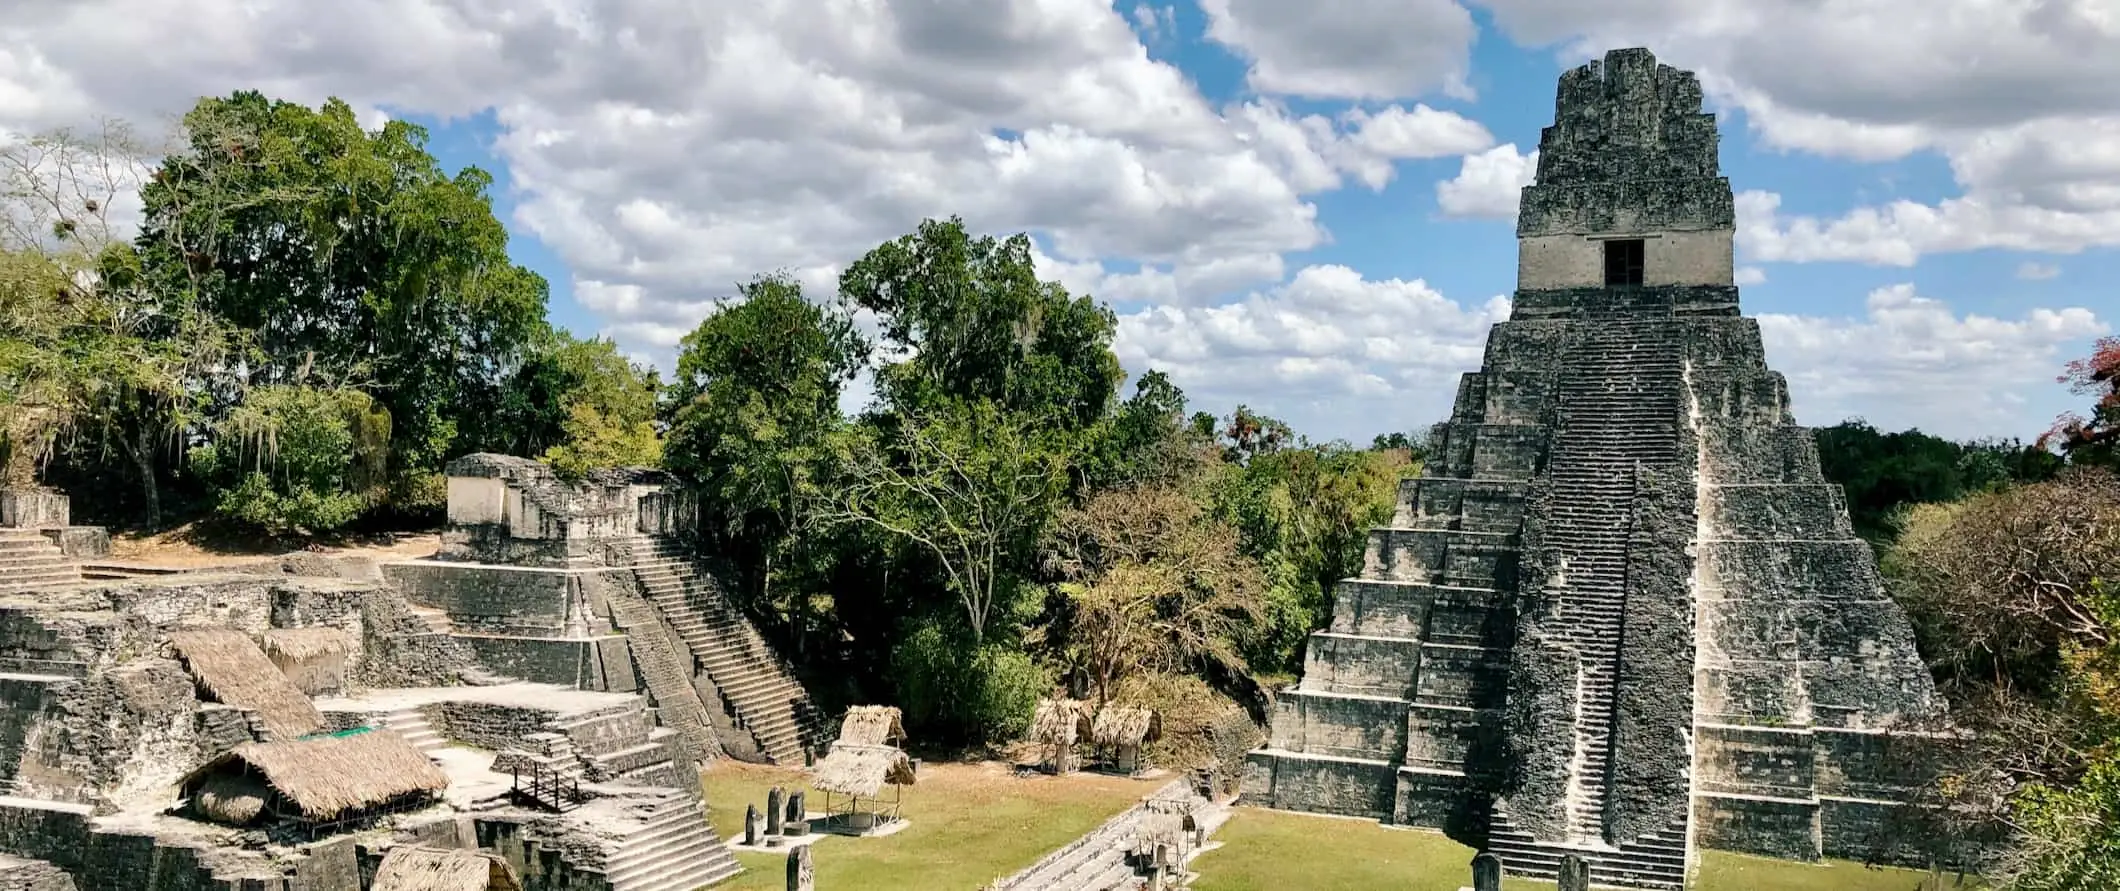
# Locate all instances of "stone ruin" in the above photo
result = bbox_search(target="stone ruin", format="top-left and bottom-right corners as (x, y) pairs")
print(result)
(0, 453), (830, 889)
(1242, 48), (1945, 889)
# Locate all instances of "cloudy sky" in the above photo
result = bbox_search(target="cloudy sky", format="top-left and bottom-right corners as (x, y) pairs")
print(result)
(3, 0), (2114, 444)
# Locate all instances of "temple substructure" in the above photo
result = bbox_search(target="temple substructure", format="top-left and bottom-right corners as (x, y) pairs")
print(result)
(1241, 48), (1943, 889)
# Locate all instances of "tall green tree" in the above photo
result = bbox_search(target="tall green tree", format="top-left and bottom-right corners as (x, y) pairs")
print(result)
(665, 274), (867, 606)
(838, 216), (1122, 432)
(828, 400), (1068, 644)
(1080, 370), (1209, 490)
(135, 91), (548, 488)
(538, 335), (662, 477)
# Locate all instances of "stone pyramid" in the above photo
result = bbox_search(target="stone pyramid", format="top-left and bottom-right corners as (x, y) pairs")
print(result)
(1241, 48), (1942, 890)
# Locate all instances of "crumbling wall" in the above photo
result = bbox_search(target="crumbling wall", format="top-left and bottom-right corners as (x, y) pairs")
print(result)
(11, 658), (207, 810)
(1606, 466), (1698, 841)
(353, 587), (471, 689)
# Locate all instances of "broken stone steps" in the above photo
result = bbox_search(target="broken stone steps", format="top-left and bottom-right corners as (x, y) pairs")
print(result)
(1484, 844), (1686, 889)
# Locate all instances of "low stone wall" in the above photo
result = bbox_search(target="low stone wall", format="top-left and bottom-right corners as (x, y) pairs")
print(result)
(476, 818), (617, 891)
(385, 563), (577, 634)
(456, 635), (634, 691)
(0, 800), (91, 871)
(0, 493), (66, 529)
(0, 854), (76, 890)
(1693, 792), (1818, 861)
(432, 701), (558, 753)
(1269, 691), (1407, 762)
(33, 530), (104, 560)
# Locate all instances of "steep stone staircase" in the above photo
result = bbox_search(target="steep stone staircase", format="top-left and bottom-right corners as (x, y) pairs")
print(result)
(1490, 318), (1690, 888)
(1486, 817), (1691, 890)
(992, 780), (1228, 891)
(0, 529), (79, 594)
(599, 791), (743, 891)
(602, 578), (722, 764)
(378, 707), (447, 755)
(621, 536), (825, 765)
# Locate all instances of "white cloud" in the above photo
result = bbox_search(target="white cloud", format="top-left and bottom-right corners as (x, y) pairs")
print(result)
(1436, 143), (1537, 219)
(1201, 0), (1477, 100)
(2016, 261), (2061, 281)
(0, 0), (1476, 353)
(1758, 285), (2108, 438)
(1733, 266), (1766, 286)
(1474, 0), (2120, 266)
(1130, 4), (1178, 41)
(1115, 265), (1510, 433)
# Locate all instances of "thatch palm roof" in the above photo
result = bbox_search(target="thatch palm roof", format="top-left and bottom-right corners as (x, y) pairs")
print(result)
(179, 729), (449, 823)
(1091, 706), (1161, 747)
(167, 628), (324, 738)
(1032, 698), (1091, 746)
(836, 705), (904, 748)
(809, 744), (916, 798)
(260, 627), (354, 662)
(372, 847), (524, 891)
(192, 772), (270, 825)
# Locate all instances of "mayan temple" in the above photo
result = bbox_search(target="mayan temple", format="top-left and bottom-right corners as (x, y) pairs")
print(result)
(1241, 48), (1943, 889)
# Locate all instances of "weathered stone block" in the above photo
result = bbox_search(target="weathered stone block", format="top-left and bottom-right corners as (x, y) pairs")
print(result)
(1301, 633), (1421, 698)
(1696, 724), (1816, 798)
(1393, 767), (1471, 830)
(36, 529), (106, 560)
(1692, 792), (1819, 861)
(0, 492), (66, 529)
(1268, 691), (1406, 761)
(1240, 750), (1394, 820)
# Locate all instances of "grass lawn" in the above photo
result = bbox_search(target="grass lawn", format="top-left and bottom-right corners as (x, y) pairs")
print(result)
(699, 760), (1163, 891)
(1188, 807), (1963, 891)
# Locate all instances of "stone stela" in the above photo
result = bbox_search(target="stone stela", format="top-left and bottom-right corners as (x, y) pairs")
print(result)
(1240, 47), (1943, 890)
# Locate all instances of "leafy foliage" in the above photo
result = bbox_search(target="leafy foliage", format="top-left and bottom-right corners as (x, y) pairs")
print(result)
(188, 385), (389, 533)
(135, 91), (549, 490)
(1044, 485), (1267, 704)
(829, 401), (1068, 643)
(2045, 336), (2120, 470)
(839, 216), (1122, 431)
(1816, 420), (2061, 542)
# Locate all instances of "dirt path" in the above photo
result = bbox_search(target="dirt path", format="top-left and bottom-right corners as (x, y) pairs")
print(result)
(105, 524), (441, 568)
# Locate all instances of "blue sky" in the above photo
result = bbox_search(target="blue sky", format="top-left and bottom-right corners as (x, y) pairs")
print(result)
(8, 0), (2111, 445)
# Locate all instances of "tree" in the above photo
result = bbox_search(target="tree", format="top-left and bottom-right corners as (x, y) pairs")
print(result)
(1207, 439), (1411, 673)
(838, 216), (1122, 432)
(189, 385), (389, 534)
(1218, 404), (1294, 465)
(0, 122), (227, 524)
(2046, 335), (2120, 468)
(1080, 371), (1210, 491)
(665, 274), (867, 608)
(1883, 470), (2120, 884)
(539, 335), (662, 477)
(136, 91), (548, 492)
(1044, 485), (1266, 704)
(828, 401), (1067, 643)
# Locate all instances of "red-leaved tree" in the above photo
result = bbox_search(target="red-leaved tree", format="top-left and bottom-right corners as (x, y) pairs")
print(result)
(2043, 335), (2120, 460)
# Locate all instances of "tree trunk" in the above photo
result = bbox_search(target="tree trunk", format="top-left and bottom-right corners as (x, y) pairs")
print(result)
(120, 424), (160, 529)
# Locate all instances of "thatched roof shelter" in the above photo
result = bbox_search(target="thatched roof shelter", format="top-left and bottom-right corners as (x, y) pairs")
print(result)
(836, 705), (904, 748)
(167, 628), (324, 738)
(372, 846), (524, 891)
(178, 729), (448, 826)
(260, 627), (353, 662)
(1032, 698), (1091, 746)
(810, 744), (917, 798)
(1091, 706), (1161, 748)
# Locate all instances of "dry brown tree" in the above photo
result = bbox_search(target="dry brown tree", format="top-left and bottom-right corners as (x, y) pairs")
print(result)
(1043, 484), (1266, 706)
